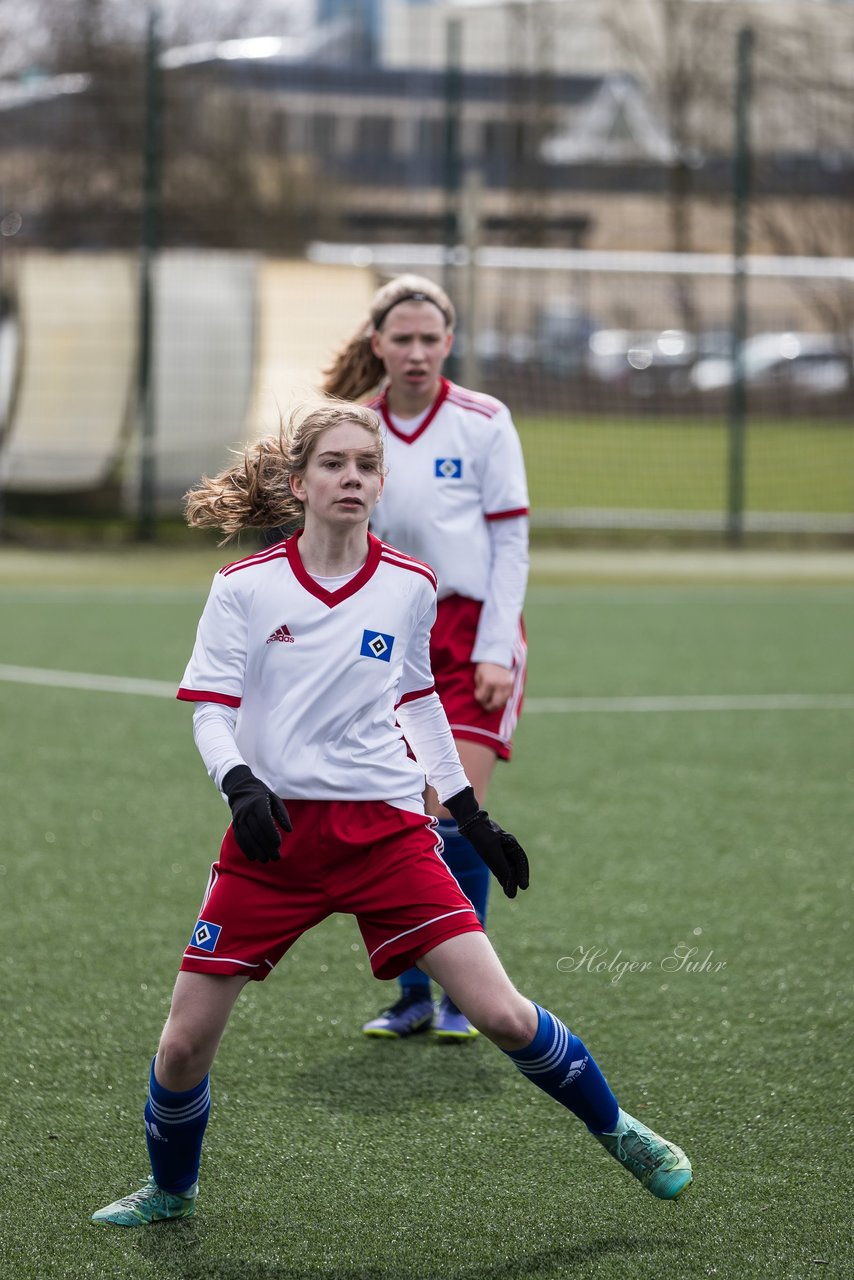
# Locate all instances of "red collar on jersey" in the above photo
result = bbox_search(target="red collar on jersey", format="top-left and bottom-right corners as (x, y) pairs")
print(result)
(377, 377), (451, 445)
(286, 529), (383, 608)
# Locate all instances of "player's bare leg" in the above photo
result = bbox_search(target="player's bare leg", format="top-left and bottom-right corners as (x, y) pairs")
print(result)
(418, 933), (693, 1201)
(92, 973), (250, 1227)
(156, 971), (250, 1090)
(418, 742), (500, 1039)
(416, 930), (535, 1048)
(364, 744), (501, 1041)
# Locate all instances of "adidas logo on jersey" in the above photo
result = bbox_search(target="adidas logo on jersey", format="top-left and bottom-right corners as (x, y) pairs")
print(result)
(266, 624), (294, 644)
(560, 1056), (589, 1086)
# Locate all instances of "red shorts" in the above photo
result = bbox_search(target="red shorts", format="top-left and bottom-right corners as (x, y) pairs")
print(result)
(181, 799), (484, 982)
(430, 595), (527, 761)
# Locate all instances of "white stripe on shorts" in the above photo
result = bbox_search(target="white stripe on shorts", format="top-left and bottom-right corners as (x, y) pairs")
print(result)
(368, 907), (479, 963)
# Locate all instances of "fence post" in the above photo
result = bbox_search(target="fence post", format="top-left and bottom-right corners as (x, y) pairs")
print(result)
(137, 6), (162, 542)
(460, 168), (483, 389)
(0, 199), (23, 540)
(442, 15), (462, 380)
(726, 26), (754, 546)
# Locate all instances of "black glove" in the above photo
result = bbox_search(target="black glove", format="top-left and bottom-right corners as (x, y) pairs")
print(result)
(221, 765), (292, 863)
(445, 786), (530, 899)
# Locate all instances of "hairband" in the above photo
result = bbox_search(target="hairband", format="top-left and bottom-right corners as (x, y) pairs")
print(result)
(372, 292), (448, 331)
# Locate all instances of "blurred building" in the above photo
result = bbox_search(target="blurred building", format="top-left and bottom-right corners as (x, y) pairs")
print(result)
(0, 0), (850, 254)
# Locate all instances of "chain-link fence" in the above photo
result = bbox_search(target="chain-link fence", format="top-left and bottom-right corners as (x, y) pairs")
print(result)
(0, 1), (851, 537)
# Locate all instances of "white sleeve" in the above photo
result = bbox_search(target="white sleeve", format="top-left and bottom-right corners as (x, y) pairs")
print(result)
(480, 405), (529, 519)
(396, 586), (439, 703)
(178, 571), (248, 705)
(396, 692), (469, 804)
(471, 514), (529, 667)
(192, 701), (246, 793)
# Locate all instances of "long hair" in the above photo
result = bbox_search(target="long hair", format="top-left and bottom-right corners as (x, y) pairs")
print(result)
(184, 400), (384, 543)
(322, 273), (456, 401)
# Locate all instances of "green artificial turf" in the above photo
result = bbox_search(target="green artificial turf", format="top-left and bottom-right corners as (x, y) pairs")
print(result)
(0, 554), (852, 1279)
(517, 415), (854, 513)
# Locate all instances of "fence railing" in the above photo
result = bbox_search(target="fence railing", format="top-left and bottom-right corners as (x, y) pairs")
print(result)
(0, 245), (851, 535)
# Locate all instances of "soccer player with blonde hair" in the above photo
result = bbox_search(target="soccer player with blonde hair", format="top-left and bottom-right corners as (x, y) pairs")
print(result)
(91, 399), (692, 1227)
(325, 275), (529, 1040)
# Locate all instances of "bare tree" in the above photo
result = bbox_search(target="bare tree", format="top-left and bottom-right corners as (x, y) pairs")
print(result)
(0, 0), (342, 251)
(603, 0), (733, 252)
(603, 0), (854, 340)
(20, 0), (310, 68)
(161, 74), (343, 251)
(502, 1), (563, 247)
(749, 14), (854, 348)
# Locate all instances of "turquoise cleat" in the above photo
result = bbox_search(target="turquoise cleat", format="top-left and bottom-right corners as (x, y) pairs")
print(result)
(593, 1109), (693, 1201)
(91, 1175), (198, 1227)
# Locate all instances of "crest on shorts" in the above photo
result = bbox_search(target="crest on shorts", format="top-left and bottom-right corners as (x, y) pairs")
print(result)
(434, 457), (463, 479)
(190, 919), (222, 952)
(360, 629), (395, 662)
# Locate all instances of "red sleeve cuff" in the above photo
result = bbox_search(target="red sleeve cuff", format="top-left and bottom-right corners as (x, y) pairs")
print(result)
(395, 684), (436, 710)
(176, 688), (241, 708)
(485, 507), (529, 522)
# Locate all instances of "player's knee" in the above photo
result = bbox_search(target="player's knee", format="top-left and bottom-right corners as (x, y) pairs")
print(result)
(476, 999), (537, 1050)
(156, 1026), (213, 1090)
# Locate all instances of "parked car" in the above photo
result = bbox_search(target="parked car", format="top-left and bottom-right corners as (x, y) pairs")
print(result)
(584, 327), (718, 396)
(534, 302), (597, 374)
(691, 331), (852, 395)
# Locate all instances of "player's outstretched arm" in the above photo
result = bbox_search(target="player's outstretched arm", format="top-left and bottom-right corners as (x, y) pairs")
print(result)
(445, 785), (530, 899)
(221, 765), (292, 863)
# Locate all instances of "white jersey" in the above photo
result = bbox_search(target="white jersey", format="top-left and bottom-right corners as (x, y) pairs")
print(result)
(368, 378), (529, 606)
(178, 532), (444, 812)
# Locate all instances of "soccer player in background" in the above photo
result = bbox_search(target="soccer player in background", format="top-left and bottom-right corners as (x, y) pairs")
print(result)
(91, 400), (692, 1227)
(323, 275), (529, 1040)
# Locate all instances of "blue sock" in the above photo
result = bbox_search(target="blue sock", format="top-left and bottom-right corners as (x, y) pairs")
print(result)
(505, 1004), (620, 1133)
(396, 965), (431, 995)
(144, 1058), (210, 1193)
(396, 820), (491, 1000)
(438, 819), (491, 926)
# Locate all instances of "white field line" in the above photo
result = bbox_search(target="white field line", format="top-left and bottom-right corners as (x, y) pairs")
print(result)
(0, 587), (210, 603)
(1, 664), (854, 713)
(1, 586), (851, 606)
(0, 664), (176, 698)
(525, 693), (854, 713)
(523, 587), (854, 606)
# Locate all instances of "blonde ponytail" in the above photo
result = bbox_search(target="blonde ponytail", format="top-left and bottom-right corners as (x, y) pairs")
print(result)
(321, 328), (385, 400)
